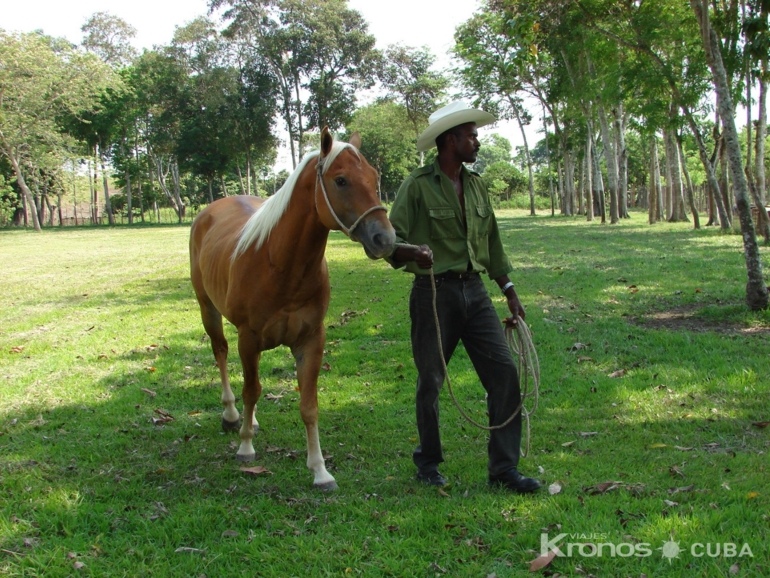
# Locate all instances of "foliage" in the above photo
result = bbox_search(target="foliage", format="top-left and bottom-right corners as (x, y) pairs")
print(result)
(80, 11), (138, 67)
(377, 44), (449, 139)
(346, 101), (418, 200)
(473, 133), (513, 174)
(0, 30), (112, 228)
(0, 175), (16, 226)
(212, 0), (379, 166)
(481, 160), (527, 201)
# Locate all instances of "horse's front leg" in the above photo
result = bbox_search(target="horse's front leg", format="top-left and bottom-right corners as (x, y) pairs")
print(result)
(236, 326), (262, 461)
(293, 333), (337, 490)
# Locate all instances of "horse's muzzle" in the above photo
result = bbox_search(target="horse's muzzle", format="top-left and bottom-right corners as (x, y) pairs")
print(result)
(355, 218), (397, 260)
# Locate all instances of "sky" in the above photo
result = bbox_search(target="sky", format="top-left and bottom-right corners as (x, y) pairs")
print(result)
(3, 0), (535, 168)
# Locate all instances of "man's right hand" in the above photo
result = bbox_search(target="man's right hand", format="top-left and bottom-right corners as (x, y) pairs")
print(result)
(412, 244), (434, 269)
(393, 244), (433, 269)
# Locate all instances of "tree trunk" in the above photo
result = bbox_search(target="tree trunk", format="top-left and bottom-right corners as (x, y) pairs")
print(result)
(746, 64), (770, 242)
(134, 125), (145, 223)
(564, 150), (576, 217)
(246, 150), (252, 196)
(756, 56), (768, 227)
(598, 104), (620, 223)
(649, 135), (659, 224)
(587, 52), (619, 224)
(20, 181), (29, 227)
(614, 105), (630, 218)
(677, 132), (700, 229)
(666, 121), (688, 222)
(88, 157), (97, 224)
(170, 159), (184, 222)
(149, 149), (184, 221)
(576, 151), (585, 216)
(71, 159), (78, 226)
(660, 128), (674, 221)
(35, 182), (45, 227)
(236, 162), (246, 195)
(719, 127), (732, 218)
(592, 139), (606, 223)
(512, 101), (536, 216)
(43, 190), (54, 227)
(585, 122), (594, 221)
(99, 143), (115, 226)
(544, 109), (555, 216)
(1, 144), (42, 231)
(692, 0), (768, 310)
(647, 135), (658, 225)
(57, 192), (63, 227)
(680, 103), (730, 228)
(123, 140), (133, 226)
(294, 72), (305, 163)
(706, 178), (718, 225)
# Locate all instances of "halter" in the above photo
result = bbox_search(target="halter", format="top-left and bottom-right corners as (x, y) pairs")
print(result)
(316, 158), (387, 238)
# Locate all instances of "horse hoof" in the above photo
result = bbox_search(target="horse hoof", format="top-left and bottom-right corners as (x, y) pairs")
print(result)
(314, 480), (338, 492)
(222, 417), (240, 433)
(236, 453), (256, 462)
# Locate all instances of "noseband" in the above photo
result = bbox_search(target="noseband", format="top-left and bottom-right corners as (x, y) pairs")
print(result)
(316, 159), (387, 238)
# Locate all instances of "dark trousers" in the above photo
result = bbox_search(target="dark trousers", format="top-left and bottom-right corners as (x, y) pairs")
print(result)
(409, 274), (523, 477)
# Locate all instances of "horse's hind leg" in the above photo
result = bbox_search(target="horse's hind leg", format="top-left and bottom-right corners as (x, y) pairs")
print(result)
(197, 298), (240, 431)
(293, 336), (337, 491)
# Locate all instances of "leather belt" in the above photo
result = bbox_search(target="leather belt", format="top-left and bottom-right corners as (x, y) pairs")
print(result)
(417, 271), (480, 281)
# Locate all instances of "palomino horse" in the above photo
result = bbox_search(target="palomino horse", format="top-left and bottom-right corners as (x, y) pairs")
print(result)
(190, 128), (396, 490)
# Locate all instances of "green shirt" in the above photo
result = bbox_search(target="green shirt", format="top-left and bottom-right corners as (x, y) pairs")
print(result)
(388, 159), (513, 279)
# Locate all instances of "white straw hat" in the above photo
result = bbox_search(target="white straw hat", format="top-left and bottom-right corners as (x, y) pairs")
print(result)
(416, 100), (496, 152)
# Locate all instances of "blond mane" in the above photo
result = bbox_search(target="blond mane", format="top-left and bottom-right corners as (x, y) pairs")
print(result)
(232, 141), (360, 259)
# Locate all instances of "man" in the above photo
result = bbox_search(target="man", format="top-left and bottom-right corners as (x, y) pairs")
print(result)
(387, 101), (541, 493)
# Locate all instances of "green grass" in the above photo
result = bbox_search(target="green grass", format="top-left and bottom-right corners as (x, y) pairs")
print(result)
(1, 211), (768, 577)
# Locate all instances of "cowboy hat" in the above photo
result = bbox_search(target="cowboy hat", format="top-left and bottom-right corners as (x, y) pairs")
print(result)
(416, 100), (496, 152)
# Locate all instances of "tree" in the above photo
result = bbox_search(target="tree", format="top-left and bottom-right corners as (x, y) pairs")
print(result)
(81, 11), (138, 68)
(131, 50), (190, 221)
(691, 0), (768, 310)
(212, 0), (378, 167)
(473, 134), (513, 174)
(171, 18), (277, 199)
(481, 160), (527, 202)
(454, 8), (543, 216)
(0, 31), (110, 231)
(378, 44), (449, 162)
(347, 101), (417, 201)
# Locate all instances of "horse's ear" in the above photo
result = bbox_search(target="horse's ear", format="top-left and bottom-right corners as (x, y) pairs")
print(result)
(321, 127), (333, 158)
(349, 131), (362, 149)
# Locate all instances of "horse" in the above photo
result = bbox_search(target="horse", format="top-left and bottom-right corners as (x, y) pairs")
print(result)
(189, 128), (396, 490)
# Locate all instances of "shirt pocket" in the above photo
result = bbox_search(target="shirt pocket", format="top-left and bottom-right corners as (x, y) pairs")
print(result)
(428, 207), (460, 240)
(474, 204), (492, 236)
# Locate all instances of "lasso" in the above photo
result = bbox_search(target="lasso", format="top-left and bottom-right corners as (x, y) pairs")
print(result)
(397, 243), (540, 457)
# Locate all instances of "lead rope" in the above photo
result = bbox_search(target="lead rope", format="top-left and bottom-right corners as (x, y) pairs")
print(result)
(394, 242), (539, 457)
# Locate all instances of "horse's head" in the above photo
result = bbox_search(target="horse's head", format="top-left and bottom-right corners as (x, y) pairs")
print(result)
(316, 127), (396, 260)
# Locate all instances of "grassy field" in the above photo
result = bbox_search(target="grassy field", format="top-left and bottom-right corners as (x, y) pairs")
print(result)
(1, 210), (769, 577)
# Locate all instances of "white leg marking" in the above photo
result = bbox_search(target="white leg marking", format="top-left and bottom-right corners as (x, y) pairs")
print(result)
(236, 403), (256, 460)
(306, 423), (336, 487)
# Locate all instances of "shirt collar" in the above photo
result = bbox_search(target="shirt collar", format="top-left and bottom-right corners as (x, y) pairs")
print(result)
(431, 158), (471, 181)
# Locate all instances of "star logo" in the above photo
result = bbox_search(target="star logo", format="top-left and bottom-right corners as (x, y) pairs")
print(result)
(659, 540), (683, 563)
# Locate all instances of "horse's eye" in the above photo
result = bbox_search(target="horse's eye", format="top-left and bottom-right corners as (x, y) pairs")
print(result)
(335, 177), (347, 187)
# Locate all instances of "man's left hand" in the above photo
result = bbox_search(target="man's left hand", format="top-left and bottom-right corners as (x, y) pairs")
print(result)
(503, 293), (525, 328)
